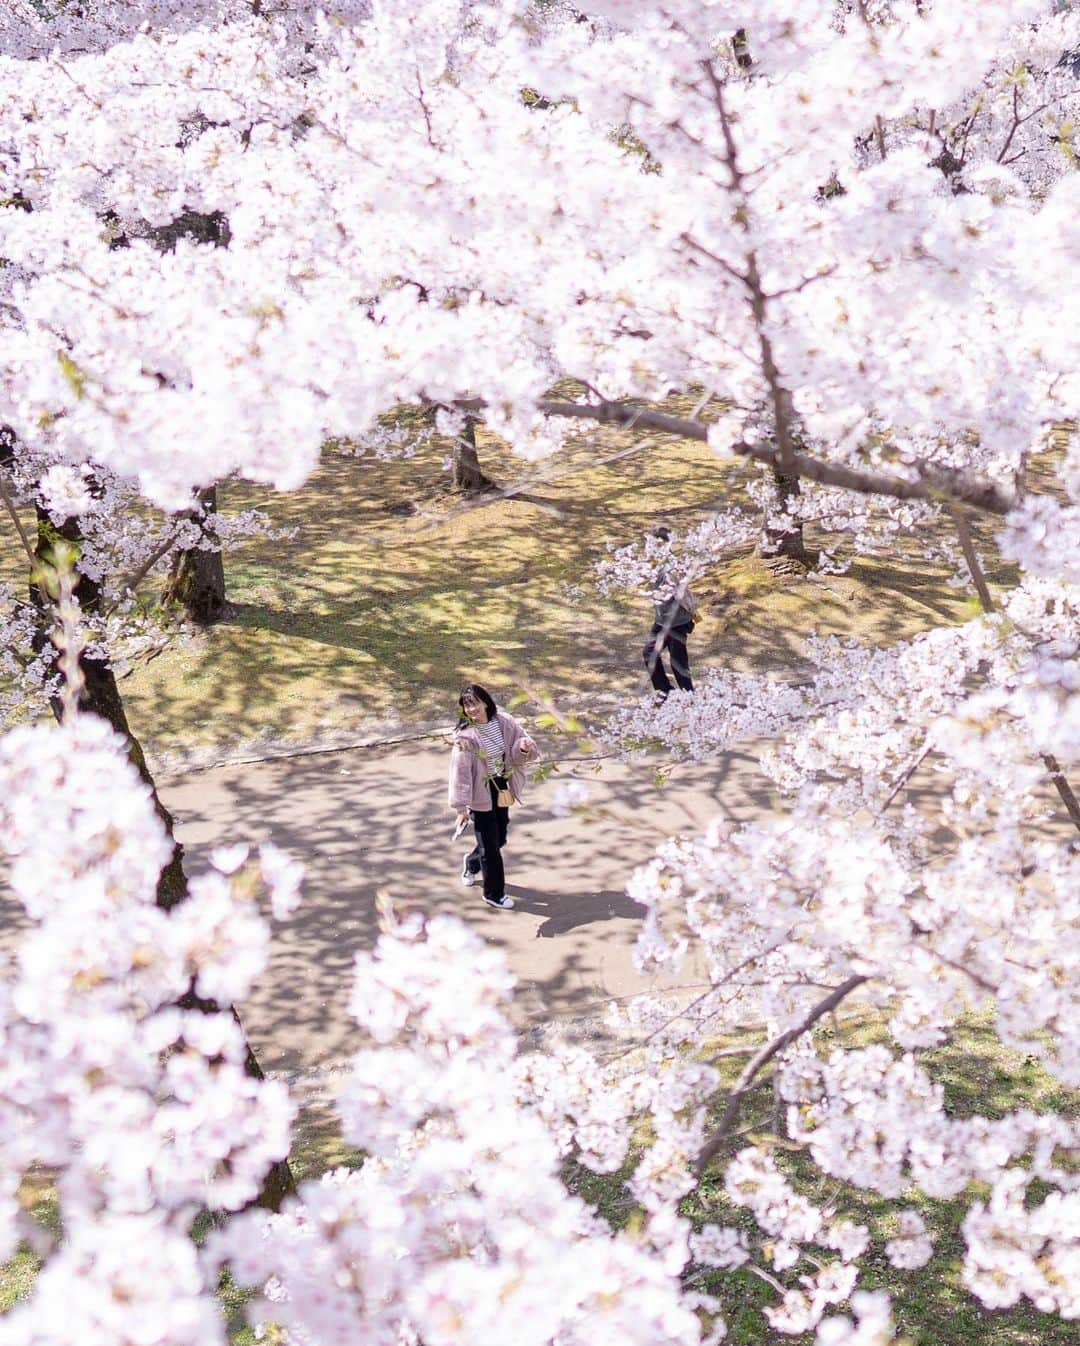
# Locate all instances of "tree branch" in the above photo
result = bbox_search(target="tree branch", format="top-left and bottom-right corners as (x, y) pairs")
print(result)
(877, 736), (932, 815)
(698, 63), (800, 480)
(695, 974), (868, 1175)
(506, 397), (1015, 514)
(117, 527), (184, 608)
(1042, 750), (1080, 835)
(951, 506), (996, 609)
(0, 473), (36, 565)
(951, 505), (1080, 834)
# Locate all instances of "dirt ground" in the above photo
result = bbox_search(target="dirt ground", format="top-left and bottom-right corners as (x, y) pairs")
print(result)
(2, 716), (1072, 1088)
(2, 722), (1069, 1081)
(157, 733), (777, 1074)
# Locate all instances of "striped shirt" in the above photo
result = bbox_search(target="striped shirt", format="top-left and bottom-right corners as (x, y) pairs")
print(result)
(474, 718), (505, 776)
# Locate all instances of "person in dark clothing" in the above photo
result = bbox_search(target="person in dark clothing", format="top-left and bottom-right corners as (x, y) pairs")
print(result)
(643, 526), (696, 697)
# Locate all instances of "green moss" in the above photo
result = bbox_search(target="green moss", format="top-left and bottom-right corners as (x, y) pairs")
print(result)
(0, 1181), (60, 1313)
(0, 1249), (38, 1314)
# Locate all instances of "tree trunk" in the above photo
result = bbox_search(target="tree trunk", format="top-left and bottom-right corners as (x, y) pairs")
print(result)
(451, 417), (496, 495)
(759, 467), (810, 569)
(161, 486), (227, 625)
(31, 507), (295, 1210)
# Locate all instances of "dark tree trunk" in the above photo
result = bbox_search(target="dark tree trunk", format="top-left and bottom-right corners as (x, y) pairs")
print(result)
(161, 486), (227, 625)
(759, 468), (810, 568)
(451, 417), (496, 495)
(31, 507), (295, 1210)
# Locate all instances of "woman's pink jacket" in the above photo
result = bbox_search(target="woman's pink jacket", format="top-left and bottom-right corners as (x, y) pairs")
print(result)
(448, 710), (534, 812)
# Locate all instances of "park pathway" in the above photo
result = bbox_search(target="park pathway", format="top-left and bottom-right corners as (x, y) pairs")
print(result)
(158, 734), (777, 1074)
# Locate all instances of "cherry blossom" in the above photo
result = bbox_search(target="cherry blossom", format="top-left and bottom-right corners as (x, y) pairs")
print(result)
(208, 913), (706, 1346)
(1, 1), (1080, 1340)
(0, 715), (295, 1340)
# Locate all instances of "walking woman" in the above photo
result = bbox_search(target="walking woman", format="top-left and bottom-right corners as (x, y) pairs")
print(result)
(448, 683), (537, 910)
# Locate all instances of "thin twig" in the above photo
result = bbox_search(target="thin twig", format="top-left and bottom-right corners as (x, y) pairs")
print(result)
(0, 474), (36, 564)
(877, 738), (932, 816)
(919, 943), (999, 993)
(745, 1264), (786, 1295)
(604, 939), (787, 1064)
(950, 506), (995, 611)
(117, 527), (183, 604)
(679, 232), (747, 284)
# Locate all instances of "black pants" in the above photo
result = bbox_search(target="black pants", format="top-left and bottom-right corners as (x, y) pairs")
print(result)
(465, 780), (510, 899)
(643, 621), (694, 693)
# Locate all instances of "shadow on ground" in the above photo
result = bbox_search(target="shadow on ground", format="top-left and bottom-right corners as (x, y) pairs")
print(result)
(1, 731), (1073, 1081)
(512, 889), (647, 937)
(153, 738), (775, 1072)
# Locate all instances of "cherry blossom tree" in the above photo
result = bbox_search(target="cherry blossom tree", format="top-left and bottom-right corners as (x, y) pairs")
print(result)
(1, 2), (1079, 1344)
(0, 449), (285, 715)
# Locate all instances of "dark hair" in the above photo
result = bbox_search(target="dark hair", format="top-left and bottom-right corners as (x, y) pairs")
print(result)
(457, 683), (498, 728)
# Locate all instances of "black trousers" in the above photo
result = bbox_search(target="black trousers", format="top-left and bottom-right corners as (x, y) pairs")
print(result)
(643, 621), (694, 692)
(465, 780), (510, 899)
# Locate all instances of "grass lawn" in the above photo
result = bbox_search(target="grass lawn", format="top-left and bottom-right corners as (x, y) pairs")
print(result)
(1, 407), (1008, 766)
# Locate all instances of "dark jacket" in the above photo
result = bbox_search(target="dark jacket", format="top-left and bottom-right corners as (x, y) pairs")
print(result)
(653, 568), (697, 628)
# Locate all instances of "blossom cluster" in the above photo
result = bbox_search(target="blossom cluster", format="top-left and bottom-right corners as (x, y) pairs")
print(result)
(207, 912), (709, 1346)
(0, 1), (1077, 510)
(0, 715), (296, 1344)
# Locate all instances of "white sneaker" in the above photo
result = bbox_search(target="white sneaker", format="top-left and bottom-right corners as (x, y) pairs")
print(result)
(461, 865), (478, 887)
(483, 893), (514, 910)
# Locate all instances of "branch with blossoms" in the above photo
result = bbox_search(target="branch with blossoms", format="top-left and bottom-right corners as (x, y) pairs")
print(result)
(0, 449), (296, 715)
(695, 974), (870, 1177)
(601, 567), (1080, 842)
(451, 396), (1019, 515)
(0, 703), (302, 1343)
(602, 788), (1080, 1324)
(950, 505), (1080, 833)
